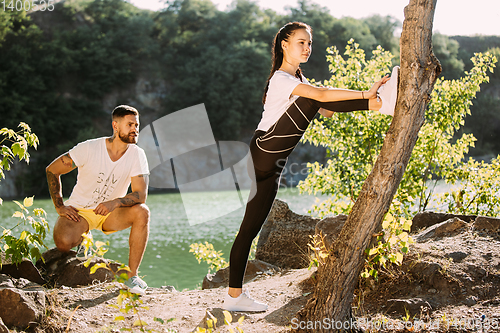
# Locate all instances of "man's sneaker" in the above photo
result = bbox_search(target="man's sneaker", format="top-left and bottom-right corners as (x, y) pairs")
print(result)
(124, 276), (148, 295)
(377, 66), (400, 116)
(75, 231), (93, 258)
(222, 290), (268, 312)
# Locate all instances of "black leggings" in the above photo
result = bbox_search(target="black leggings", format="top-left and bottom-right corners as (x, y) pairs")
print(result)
(228, 96), (369, 288)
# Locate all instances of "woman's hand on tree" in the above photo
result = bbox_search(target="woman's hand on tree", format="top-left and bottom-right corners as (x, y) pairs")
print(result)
(365, 75), (390, 99)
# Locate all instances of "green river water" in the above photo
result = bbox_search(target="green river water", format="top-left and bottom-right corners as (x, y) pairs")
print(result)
(0, 188), (324, 291)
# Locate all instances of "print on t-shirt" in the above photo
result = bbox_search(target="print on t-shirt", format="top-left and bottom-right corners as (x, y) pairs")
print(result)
(87, 172), (120, 208)
(65, 138), (149, 210)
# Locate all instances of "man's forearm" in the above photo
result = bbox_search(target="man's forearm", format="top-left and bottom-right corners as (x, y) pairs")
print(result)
(46, 170), (64, 208)
(115, 191), (144, 208)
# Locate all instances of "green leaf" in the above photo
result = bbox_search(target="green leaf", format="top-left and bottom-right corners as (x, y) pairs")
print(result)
(23, 196), (34, 208)
(133, 319), (147, 327)
(89, 262), (107, 274)
(153, 317), (165, 324)
(12, 200), (28, 213)
(396, 252), (404, 264)
(11, 142), (25, 159)
(12, 211), (24, 218)
(381, 219), (390, 229)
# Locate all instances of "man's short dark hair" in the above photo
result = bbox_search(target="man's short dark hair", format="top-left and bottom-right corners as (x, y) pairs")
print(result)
(112, 105), (139, 121)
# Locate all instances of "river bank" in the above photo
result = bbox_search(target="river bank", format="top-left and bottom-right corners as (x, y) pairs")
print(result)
(8, 212), (500, 333)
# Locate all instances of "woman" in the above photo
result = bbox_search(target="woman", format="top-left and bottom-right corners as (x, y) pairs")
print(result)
(223, 22), (398, 312)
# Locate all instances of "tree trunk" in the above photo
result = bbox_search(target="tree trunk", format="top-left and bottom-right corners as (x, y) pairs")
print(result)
(295, 0), (442, 331)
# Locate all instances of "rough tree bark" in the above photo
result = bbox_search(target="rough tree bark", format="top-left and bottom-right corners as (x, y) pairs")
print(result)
(295, 0), (442, 331)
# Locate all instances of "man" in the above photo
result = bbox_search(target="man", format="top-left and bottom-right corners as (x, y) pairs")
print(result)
(46, 105), (150, 294)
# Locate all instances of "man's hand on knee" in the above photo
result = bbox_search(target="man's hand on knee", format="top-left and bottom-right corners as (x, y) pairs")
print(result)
(56, 205), (80, 222)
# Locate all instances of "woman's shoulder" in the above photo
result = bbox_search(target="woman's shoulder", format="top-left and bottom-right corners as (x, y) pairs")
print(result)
(270, 70), (306, 85)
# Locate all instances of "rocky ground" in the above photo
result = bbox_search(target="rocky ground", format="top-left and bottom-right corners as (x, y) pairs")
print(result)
(2, 208), (500, 333)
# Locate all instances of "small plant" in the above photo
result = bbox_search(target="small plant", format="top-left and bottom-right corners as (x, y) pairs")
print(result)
(223, 310), (245, 333)
(194, 310), (244, 333)
(81, 234), (174, 332)
(361, 209), (414, 281)
(0, 123), (47, 266)
(189, 235), (259, 274)
(0, 196), (49, 265)
(190, 241), (228, 274)
(307, 233), (329, 269)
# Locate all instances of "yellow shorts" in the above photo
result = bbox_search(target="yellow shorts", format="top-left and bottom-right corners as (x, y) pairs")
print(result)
(77, 208), (116, 235)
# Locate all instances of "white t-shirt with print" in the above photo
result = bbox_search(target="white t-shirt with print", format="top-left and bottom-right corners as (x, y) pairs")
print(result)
(257, 70), (310, 132)
(65, 137), (149, 209)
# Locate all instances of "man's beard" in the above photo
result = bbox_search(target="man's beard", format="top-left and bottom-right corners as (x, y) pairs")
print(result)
(118, 131), (137, 144)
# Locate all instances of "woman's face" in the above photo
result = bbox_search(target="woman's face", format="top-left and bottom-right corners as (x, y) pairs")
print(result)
(282, 28), (312, 65)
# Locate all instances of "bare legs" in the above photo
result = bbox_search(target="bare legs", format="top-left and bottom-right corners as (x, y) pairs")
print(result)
(53, 204), (150, 278)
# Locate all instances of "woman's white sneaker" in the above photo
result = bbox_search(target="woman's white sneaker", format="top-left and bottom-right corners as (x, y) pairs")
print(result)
(222, 290), (268, 312)
(377, 66), (400, 116)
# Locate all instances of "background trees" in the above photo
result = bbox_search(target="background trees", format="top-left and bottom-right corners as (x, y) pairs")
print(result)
(0, 0), (498, 198)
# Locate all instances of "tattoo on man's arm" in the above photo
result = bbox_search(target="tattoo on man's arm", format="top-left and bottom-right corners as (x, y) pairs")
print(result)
(118, 191), (141, 206)
(62, 153), (76, 168)
(46, 170), (64, 208)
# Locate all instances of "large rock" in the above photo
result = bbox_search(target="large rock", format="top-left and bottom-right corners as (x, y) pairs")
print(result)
(37, 248), (119, 287)
(315, 215), (348, 250)
(409, 262), (442, 284)
(474, 216), (500, 232)
(0, 253), (45, 285)
(0, 274), (45, 329)
(202, 260), (279, 290)
(409, 261), (459, 296)
(255, 199), (320, 269)
(414, 217), (468, 242)
(411, 211), (475, 233)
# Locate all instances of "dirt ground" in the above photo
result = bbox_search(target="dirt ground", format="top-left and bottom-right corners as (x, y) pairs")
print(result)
(15, 223), (500, 333)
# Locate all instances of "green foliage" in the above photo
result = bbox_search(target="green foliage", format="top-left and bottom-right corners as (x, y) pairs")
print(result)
(362, 15), (400, 57)
(461, 93), (500, 156)
(307, 233), (329, 270)
(299, 39), (393, 216)
(451, 35), (500, 73)
(404, 51), (496, 213)
(159, 0), (273, 139)
(298, 41), (496, 280)
(0, 123), (48, 265)
(194, 310), (245, 333)
(433, 34), (465, 79)
(0, 0), (408, 195)
(0, 123), (39, 182)
(189, 236), (258, 274)
(360, 210), (413, 281)
(0, 9), (27, 46)
(0, 197), (49, 265)
(189, 241), (228, 274)
(299, 42), (496, 217)
(440, 156), (500, 215)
